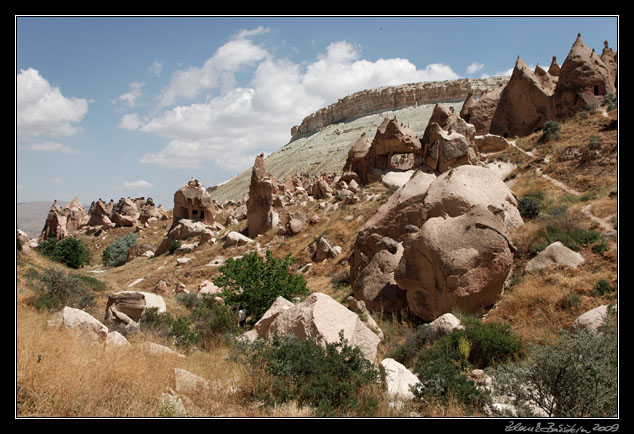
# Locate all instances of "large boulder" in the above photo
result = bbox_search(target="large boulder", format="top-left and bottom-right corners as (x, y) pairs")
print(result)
(572, 305), (616, 336)
(257, 293), (381, 362)
(343, 133), (373, 185)
(352, 242), (408, 313)
(460, 86), (504, 136)
(380, 358), (421, 400)
(52, 306), (109, 341)
(525, 241), (585, 271)
(155, 219), (215, 256)
(350, 170), (436, 284)
(104, 291), (166, 333)
(422, 165), (523, 230)
(111, 197), (140, 227)
(395, 205), (515, 322)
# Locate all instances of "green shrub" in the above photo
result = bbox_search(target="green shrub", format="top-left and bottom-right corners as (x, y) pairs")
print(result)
(412, 334), (490, 408)
(214, 250), (309, 322)
(102, 233), (138, 266)
(490, 315), (617, 417)
(168, 239), (181, 255)
(593, 279), (614, 297)
(542, 120), (561, 141)
(531, 206), (606, 254)
(37, 237), (91, 269)
(243, 332), (383, 417)
(456, 319), (525, 369)
(169, 316), (201, 348)
(189, 295), (240, 346)
(518, 191), (544, 220)
(557, 292), (582, 311)
(33, 268), (96, 311)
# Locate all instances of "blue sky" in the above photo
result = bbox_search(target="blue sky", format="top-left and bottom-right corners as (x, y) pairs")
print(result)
(16, 15), (618, 209)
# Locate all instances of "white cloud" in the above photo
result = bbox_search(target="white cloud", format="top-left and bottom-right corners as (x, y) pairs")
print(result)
(157, 33), (269, 107)
(118, 113), (142, 130)
(233, 26), (270, 40)
(466, 62), (484, 75)
(138, 35), (461, 172)
(148, 61), (163, 77)
(115, 81), (144, 108)
(17, 68), (89, 137)
(123, 180), (154, 189)
(20, 141), (79, 154)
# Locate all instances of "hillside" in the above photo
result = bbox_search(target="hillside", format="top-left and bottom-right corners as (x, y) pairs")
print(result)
(209, 101), (464, 203)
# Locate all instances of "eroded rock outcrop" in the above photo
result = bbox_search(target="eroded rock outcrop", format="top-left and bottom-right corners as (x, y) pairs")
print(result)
(246, 153), (278, 238)
(173, 179), (215, 225)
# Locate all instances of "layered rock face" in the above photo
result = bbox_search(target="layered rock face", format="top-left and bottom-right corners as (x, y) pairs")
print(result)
(291, 77), (510, 141)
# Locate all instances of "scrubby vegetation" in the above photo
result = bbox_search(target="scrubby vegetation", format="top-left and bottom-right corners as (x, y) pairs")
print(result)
(37, 237), (91, 269)
(213, 250), (309, 323)
(101, 233), (138, 266)
(29, 267), (97, 312)
(237, 331), (384, 417)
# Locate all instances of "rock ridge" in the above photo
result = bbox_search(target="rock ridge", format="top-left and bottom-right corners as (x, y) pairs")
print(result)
(290, 77), (510, 141)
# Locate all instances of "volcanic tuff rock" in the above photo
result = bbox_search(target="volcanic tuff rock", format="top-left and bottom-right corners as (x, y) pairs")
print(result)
(173, 178), (215, 225)
(246, 153), (278, 238)
(290, 77), (510, 141)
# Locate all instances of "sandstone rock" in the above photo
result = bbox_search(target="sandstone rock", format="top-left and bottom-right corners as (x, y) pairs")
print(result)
(174, 368), (210, 396)
(247, 153), (277, 238)
(141, 342), (185, 358)
(381, 170), (415, 189)
(58, 306), (109, 341)
(260, 293), (381, 362)
(343, 133), (373, 185)
(312, 237), (332, 262)
(224, 231), (254, 247)
(490, 56), (556, 138)
(554, 34), (617, 120)
(424, 313), (465, 341)
(423, 165), (523, 230)
(395, 205), (515, 321)
(290, 77), (509, 141)
(572, 304), (615, 336)
(105, 331), (130, 350)
(111, 197), (140, 227)
(40, 201), (68, 241)
(173, 178), (215, 225)
(475, 134), (511, 153)
(105, 291), (166, 332)
(126, 243), (156, 263)
(352, 244), (408, 313)
(86, 199), (115, 229)
(380, 358), (421, 400)
(370, 117), (422, 173)
(525, 241), (584, 271)
(153, 280), (169, 295)
(254, 296), (295, 336)
(197, 280), (222, 298)
(460, 86), (505, 136)
(350, 170), (436, 285)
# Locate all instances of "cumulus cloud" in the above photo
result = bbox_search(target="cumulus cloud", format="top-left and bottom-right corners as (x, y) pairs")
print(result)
(466, 61), (485, 75)
(20, 141), (79, 154)
(118, 113), (142, 130)
(148, 61), (163, 77)
(123, 180), (154, 189)
(17, 68), (89, 137)
(115, 81), (144, 108)
(138, 30), (460, 172)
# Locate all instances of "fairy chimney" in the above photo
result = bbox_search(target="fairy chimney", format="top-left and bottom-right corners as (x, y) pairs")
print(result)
(173, 179), (215, 225)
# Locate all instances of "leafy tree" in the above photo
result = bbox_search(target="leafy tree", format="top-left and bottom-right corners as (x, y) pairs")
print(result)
(214, 250), (309, 322)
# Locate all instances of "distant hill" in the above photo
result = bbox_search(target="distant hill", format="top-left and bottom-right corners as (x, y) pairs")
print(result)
(16, 200), (68, 239)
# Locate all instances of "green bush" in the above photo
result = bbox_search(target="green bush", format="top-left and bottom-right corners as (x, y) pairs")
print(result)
(593, 279), (614, 297)
(531, 206), (606, 254)
(456, 318), (525, 369)
(490, 315), (617, 417)
(189, 295), (240, 346)
(518, 191), (544, 220)
(37, 237), (91, 269)
(102, 233), (138, 266)
(214, 250), (309, 322)
(33, 268), (96, 311)
(243, 332), (383, 417)
(412, 334), (490, 408)
(542, 120), (561, 141)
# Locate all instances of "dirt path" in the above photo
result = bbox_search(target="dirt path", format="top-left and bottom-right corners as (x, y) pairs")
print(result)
(508, 139), (615, 233)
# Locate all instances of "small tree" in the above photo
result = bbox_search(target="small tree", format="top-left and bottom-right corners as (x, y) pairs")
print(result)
(214, 250), (309, 322)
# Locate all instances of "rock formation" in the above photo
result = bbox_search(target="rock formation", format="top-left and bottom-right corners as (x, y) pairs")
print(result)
(104, 291), (167, 334)
(39, 198), (89, 241)
(246, 153), (278, 238)
(290, 77), (510, 141)
(173, 179), (215, 225)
